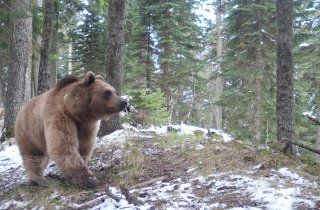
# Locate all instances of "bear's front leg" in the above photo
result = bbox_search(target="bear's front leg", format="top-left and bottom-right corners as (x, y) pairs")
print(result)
(50, 145), (98, 188)
(46, 130), (98, 188)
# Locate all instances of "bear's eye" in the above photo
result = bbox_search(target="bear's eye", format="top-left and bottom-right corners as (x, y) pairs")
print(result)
(104, 90), (112, 99)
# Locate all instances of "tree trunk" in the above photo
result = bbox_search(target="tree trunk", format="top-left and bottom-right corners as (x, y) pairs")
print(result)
(0, 0), (10, 107)
(99, 0), (126, 136)
(1, 0), (33, 141)
(67, 41), (73, 74)
(31, 0), (43, 97)
(254, 7), (263, 143)
(145, 15), (152, 92)
(254, 77), (262, 142)
(0, 84), (3, 106)
(276, 0), (295, 152)
(38, 0), (55, 95)
(50, 2), (59, 86)
(316, 95), (320, 163)
(214, 0), (224, 130)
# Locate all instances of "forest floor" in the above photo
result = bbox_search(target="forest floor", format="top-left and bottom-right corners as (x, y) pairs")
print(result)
(0, 125), (320, 210)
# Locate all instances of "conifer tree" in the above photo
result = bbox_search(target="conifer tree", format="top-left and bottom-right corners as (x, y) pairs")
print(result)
(1, 0), (33, 141)
(276, 0), (294, 152)
(222, 0), (276, 142)
(38, 0), (55, 95)
(99, 0), (125, 135)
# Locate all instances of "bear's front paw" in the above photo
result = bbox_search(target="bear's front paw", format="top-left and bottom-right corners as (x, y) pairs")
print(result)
(84, 176), (98, 188)
(71, 175), (98, 189)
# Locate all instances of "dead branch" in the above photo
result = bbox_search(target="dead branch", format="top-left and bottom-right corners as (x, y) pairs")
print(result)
(305, 114), (320, 126)
(284, 139), (320, 155)
(120, 185), (141, 206)
(105, 185), (121, 202)
(129, 175), (168, 190)
(75, 195), (109, 210)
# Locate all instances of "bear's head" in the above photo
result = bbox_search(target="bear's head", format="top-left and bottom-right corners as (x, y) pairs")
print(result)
(64, 71), (127, 121)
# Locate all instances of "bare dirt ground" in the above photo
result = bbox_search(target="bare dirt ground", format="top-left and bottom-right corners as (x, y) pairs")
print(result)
(0, 129), (319, 209)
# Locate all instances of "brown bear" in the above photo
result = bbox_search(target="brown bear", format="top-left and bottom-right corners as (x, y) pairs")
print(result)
(15, 71), (127, 187)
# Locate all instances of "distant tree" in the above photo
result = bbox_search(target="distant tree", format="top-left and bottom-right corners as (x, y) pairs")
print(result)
(73, 2), (106, 75)
(276, 0), (294, 152)
(0, 0), (11, 107)
(1, 0), (33, 141)
(222, 0), (276, 142)
(31, 0), (43, 97)
(124, 0), (155, 92)
(49, 0), (59, 86)
(151, 0), (204, 124)
(99, 0), (126, 136)
(38, 0), (55, 94)
(294, 0), (320, 162)
(214, 0), (224, 130)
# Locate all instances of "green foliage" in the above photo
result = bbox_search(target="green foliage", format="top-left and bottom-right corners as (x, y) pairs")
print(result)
(221, 0), (276, 141)
(124, 0), (206, 125)
(126, 90), (169, 126)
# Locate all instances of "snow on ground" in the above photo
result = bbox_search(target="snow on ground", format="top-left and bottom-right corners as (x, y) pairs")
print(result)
(83, 167), (319, 210)
(0, 124), (319, 210)
(141, 123), (233, 142)
(0, 143), (22, 173)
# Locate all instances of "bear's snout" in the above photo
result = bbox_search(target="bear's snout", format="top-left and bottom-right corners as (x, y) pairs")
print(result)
(119, 99), (128, 111)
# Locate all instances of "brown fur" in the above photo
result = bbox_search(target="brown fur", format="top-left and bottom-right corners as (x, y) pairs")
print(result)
(15, 72), (127, 187)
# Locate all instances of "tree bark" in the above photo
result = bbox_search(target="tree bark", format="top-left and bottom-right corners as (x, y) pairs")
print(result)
(49, 1), (59, 86)
(316, 95), (320, 163)
(0, 0), (10, 107)
(276, 0), (295, 153)
(145, 15), (152, 92)
(214, 0), (224, 130)
(254, 6), (263, 143)
(67, 41), (73, 74)
(99, 0), (126, 136)
(38, 0), (55, 95)
(1, 0), (33, 141)
(31, 0), (43, 97)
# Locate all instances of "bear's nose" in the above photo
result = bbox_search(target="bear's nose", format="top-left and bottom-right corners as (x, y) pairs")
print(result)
(120, 99), (127, 108)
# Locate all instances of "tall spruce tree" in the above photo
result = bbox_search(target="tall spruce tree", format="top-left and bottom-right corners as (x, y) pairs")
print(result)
(38, 0), (55, 94)
(222, 0), (276, 142)
(294, 0), (320, 161)
(124, 0), (155, 91)
(0, 0), (10, 106)
(150, 0), (204, 124)
(1, 0), (33, 141)
(73, 0), (107, 75)
(276, 0), (294, 152)
(99, 0), (125, 136)
(124, 0), (205, 125)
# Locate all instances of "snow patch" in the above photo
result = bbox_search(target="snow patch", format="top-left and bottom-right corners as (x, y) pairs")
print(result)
(0, 144), (22, 173)
(142, 124), (233, 142)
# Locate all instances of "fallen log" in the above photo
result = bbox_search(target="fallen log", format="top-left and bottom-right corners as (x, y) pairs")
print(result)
(129, 175), (168, 190)
(74, 195), (109, 210)
(105, 185), (122, 202)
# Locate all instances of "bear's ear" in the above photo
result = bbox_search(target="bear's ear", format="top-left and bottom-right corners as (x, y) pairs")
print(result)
(84, 71), (96, 86)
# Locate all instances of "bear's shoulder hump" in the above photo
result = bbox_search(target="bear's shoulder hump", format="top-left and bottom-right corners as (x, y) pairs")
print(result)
(55, 75), (80, 90)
